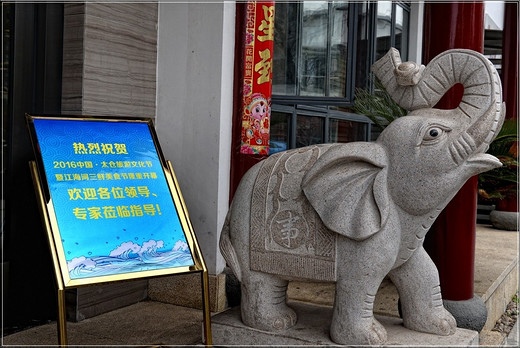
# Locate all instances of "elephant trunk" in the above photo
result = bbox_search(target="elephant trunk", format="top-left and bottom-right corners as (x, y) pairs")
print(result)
(372, 48), (502, 121)
(373, 48), (505, 163)
(449, 102), (505, 165)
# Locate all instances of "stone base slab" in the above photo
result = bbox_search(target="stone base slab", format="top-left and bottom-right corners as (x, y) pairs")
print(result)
(66, 279), (148, 322)
(148, 273), (227, 312)
(443, 295), (487, 332)
(212, 301), (479, 346)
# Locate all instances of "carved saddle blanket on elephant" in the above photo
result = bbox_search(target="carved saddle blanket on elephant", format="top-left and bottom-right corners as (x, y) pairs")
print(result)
(250, 144), (337, 281)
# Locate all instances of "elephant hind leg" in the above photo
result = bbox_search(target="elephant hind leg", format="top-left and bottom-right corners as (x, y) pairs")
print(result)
(240, 271), (297, 331)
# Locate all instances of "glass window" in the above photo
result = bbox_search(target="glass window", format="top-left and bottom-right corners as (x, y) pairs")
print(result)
(270, 105), (371, 152)
(273, 1), (410, 100)
(296, 115), (324, 147)
(300, 2), (328, 97)
(330, 2), (349, 97)
(329, 118), (367, 143)
(272, 2), (298, 96)
(354, 2), (371, 90)
(269, 2), (409, 153)
(394, 4), (409, 60)
(269, 111), (290, 154)
(273, 1), (351, 99)
(376, 1), (392, 59)
(375, 2), (410, 61)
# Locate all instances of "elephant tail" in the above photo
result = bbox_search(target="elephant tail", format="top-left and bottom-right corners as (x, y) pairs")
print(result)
(219, 211), (242, 282)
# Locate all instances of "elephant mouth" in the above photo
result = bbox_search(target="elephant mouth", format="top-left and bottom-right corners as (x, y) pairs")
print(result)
(466, 153), (502, 171)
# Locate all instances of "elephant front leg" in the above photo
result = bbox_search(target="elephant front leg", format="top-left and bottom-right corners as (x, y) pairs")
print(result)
(330, 275), (388, 345)
(389, 247), (457, 335)
(240, 270), (297, 331)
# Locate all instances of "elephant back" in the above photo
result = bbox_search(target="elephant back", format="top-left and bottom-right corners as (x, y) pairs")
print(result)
(250, 144), (337, 281)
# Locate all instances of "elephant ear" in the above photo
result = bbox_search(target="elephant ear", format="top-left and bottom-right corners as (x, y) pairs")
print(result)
(301, 143), (389, 241)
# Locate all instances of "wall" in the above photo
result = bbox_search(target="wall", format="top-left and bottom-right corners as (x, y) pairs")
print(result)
(61, 2), (158, 320)
(155, 2), (235, 276)
(61, 1), (234, 314)
(62, 3), (157, 117)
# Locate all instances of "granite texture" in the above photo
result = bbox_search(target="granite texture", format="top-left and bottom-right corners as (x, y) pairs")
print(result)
(219, 48), (505, 345)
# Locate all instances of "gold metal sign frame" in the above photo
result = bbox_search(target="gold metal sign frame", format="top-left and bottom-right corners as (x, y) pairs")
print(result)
(26, 114), (212, 346)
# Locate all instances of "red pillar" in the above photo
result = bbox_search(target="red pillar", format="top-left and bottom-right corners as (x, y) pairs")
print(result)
(422, 2), (485, 301)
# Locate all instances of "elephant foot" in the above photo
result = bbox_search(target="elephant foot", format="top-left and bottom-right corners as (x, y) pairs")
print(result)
(403, 307), (456, 336)
(241, 303), (297, 332)
(240, 273), (297, 331)
(330, 317), (387, 346)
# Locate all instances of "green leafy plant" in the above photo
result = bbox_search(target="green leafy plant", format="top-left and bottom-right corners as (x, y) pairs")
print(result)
(352, 79), (408, 131)
(478, 118), (518, 202)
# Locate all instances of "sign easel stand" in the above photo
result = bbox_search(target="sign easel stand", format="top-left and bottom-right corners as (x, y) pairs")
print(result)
(26, 115), (213, 346)
(31, 160), (213, 346)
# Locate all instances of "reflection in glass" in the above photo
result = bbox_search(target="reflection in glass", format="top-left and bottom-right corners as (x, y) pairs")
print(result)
(273, 1), (350, 98)
(376, 1), (392, 60)
(329, 119), (367, 143)
(296, 115), (324, 147)
(300, 2), (328, 96)
(395, 4), (409, 61)
(269, 111), (290, 154)
(355, 2), (370, 89)
(330, 2), (349, 97)
(272, 2), (298, 95)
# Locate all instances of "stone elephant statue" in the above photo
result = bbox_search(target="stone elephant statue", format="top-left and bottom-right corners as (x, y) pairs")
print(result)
(219, 48), (505, 345)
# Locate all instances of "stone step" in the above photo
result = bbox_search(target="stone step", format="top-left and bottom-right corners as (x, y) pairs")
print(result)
(212, 301), (479, 346)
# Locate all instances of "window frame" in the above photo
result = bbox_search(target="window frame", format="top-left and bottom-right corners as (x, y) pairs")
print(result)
(271, 104), (372, 150)
(272, 1), (362, 106)
(270, 1), (409, 152)
(371, 1), (411, 63)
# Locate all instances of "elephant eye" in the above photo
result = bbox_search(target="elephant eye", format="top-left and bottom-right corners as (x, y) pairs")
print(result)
(423, 127), (443, 141)
(420, 124), (451, 144)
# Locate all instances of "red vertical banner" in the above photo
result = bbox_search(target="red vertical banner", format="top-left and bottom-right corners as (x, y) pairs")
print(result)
(240, 1), (275, 155)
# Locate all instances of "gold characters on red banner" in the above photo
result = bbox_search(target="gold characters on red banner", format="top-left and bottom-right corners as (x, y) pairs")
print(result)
(240, 1), (275, 155)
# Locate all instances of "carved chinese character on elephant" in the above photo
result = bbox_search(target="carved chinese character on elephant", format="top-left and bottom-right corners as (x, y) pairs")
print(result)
(220, 48), (505, 345)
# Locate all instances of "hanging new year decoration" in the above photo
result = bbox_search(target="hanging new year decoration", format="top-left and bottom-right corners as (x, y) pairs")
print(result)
(240, 1), (275, 155)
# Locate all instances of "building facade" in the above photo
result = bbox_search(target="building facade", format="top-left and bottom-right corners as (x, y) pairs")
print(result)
(2, 1), (515, 329)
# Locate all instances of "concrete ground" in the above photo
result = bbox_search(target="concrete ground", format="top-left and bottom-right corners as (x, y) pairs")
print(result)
(2, 224), (518, 346)
(505, 321), (519, 347)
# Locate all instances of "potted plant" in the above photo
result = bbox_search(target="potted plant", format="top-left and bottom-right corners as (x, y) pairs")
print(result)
(478, 118), (518, 230)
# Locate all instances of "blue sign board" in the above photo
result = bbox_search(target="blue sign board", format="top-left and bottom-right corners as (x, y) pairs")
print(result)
(28, 116), (199, 286)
